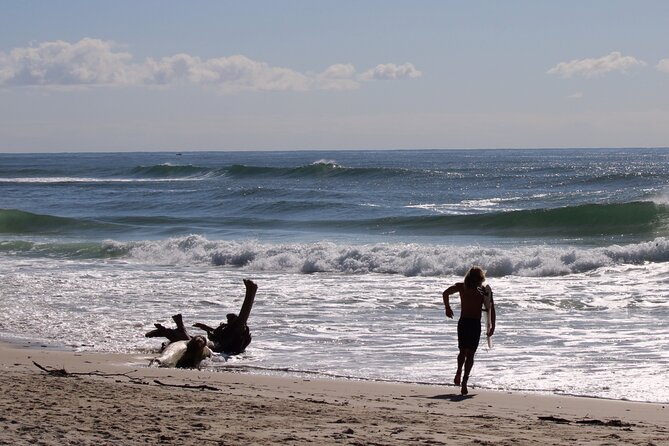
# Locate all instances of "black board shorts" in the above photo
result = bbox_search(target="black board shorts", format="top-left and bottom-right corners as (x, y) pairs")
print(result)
(457, 317), (482, 351)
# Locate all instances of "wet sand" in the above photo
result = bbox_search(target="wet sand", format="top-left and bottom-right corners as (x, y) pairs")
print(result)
(1, 342), (667, 445)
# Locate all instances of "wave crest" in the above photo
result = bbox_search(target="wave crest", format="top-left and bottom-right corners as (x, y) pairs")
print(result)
(131, 163), (213, 178)
(225, 163), (407, 179)
(109, 236), (669, 277)
(5, 234), (667, 277)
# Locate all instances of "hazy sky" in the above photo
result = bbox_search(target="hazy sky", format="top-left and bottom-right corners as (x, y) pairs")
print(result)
(2, 0), (669, 152)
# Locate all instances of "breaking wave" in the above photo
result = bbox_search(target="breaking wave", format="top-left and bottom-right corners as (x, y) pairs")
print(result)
(3, 234), (668, 277)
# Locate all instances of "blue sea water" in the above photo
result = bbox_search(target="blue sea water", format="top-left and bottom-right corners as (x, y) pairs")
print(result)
(1, 148), (668, 403)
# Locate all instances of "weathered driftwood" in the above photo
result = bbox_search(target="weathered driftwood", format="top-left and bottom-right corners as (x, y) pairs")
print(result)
(33, 361), (139, 379)
(145, 279), (257, 357)
(145, 313), (190, 343)
(153, 379), (220, 391)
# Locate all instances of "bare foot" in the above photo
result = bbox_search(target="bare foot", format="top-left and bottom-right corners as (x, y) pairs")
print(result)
(454, 373), (461, 386)
(461, 383), (468, 395)
(243, 279), (258, 293)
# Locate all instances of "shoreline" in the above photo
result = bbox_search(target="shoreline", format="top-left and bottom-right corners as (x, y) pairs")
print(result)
(1, 342), (667, 445)
(3, 335), (666, 406)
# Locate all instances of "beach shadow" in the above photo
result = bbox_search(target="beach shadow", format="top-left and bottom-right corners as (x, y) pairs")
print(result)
(426, 393), (475, 402)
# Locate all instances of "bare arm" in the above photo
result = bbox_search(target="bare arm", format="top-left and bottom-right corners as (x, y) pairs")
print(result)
(442, 283), (461, 319)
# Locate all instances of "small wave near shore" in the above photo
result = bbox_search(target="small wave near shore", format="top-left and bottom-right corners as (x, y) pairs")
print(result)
(2, 233), (668, 277)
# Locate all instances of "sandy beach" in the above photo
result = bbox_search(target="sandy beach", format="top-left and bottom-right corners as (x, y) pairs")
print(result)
(0, 342), (667, 445)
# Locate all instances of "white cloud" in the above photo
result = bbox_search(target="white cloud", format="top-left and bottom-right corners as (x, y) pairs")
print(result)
(568, 91), (584, 99)
(656, 58), (669, 73)
(359, 63), (422, 81)
(547, 51), (645, 78)
(0, 38), (139, 86)
(142, 53), (312, 92)
(313, 63), (360, 90)
(319, 63), (357, 79)
(0, 39), (421, 92)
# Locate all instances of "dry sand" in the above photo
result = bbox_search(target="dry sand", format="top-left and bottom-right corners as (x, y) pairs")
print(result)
(0, 341), (667, 445)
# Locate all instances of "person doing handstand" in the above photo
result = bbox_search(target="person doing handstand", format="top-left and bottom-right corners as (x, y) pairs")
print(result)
(442, 266), (496, 395)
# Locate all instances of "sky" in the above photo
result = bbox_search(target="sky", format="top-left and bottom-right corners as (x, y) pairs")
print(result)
(2, 0), (669, 152)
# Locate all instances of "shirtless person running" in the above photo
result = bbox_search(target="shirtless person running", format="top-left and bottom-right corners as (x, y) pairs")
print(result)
(442, 266), (496, 395)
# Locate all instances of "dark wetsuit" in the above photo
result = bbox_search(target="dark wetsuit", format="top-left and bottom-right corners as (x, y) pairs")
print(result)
(457, 317), (481, 350)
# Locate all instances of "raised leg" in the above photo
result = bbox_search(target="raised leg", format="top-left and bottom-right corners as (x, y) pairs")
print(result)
(237, 279), (257, 325)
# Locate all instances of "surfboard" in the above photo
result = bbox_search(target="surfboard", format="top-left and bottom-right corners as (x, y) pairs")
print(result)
(150, 340), (212, 368)
(481, 285), (493, 349)
(151, 340), (188, 367)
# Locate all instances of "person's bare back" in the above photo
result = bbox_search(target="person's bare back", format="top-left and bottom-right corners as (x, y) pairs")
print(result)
(456, 283), (485, 319)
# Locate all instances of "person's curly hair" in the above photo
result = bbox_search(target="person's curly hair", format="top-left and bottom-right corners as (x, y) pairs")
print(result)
(464, 266), (486, 289)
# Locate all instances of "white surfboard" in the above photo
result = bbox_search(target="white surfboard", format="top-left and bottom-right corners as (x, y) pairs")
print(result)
(149, 340), (213, 368)
(481, 285), (493, 349)
(150, 340), (189, 368)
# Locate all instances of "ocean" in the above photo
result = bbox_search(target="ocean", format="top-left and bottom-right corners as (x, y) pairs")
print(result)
(1, 148), (668, 403)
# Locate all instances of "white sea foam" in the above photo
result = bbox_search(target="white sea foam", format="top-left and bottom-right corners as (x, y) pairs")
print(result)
(405, 197), (523, 214)
(2, 148), (669, 403)
(107, 235), (669, 278)
(311, 159), (339, 166)
(1, 255), (667, 403)
(651, 189), (669, 205)
(0, 177), (197, 183)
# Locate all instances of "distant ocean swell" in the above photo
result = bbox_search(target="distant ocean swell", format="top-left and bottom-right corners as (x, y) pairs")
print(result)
(2, 234), (668, 277)
(2, 201), (668, 237)
(0, 209), (109, 234)
(367, 201), (669, 236)
(127, 161), (418, 180)
(96, 161), (669, 182)
(16, 160), (666, 182)
(107, 161), (669, 182)
(65, 162), (408, 180)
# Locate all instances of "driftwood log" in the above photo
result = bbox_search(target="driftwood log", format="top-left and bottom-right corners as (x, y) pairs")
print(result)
(145, 279), (257, 356)
(145, 313), (190, 343)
